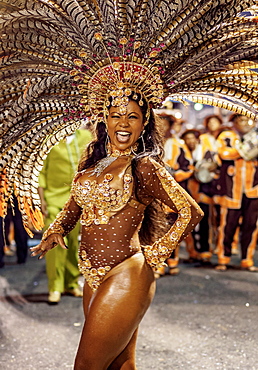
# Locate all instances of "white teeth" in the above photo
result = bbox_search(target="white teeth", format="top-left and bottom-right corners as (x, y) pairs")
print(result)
(116, 131), (131, 143)
(116, 131), (130, 136)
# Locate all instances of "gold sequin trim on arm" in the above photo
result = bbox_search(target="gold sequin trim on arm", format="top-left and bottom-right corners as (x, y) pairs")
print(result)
(142, 160), (191, 270)
(41, 211), (66, 241)
(41, 197), (81, 241)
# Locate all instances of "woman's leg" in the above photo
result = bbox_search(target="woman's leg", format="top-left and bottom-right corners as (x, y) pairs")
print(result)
(80, 283), (138, 370)
(74, 253), (155, 370)
(107, 328), (138, 370)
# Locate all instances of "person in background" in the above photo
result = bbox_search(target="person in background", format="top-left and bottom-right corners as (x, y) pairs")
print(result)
(180, 129), (202, 201)
(2, 219), (15, 256)
(215, 114), (258, 271)
(165, 122), (203, 266)
(0, 196), (28, 267)
(199, 115), (223, 254)
(158, 112), (176, 140)
(38, 127), (92, 303)
(200, 115), (223, 149)
(179, 129), (203, 261)
(181, 128), (221, 263)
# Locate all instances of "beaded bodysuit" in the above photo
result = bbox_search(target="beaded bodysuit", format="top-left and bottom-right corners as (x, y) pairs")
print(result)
(43, 154), (192, 291)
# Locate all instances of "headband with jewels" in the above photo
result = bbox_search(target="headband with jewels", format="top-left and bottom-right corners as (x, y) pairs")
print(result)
(71, 34), (165, 120)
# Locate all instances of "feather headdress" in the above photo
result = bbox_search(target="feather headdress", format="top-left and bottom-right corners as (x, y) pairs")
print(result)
(0, 0), (258, 235)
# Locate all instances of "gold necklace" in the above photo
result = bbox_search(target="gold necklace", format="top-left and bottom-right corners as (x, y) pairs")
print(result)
(106, 142), (135, 157)
(88, 143), (136, 177)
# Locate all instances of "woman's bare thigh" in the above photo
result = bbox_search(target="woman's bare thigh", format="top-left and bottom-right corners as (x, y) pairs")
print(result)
(74, 253), (155, 370)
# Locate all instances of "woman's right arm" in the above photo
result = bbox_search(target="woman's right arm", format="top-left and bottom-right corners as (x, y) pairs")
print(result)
(31, 196), (82, 259)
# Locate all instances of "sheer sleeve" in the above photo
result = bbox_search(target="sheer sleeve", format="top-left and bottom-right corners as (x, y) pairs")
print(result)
(41, 195), (82, 241)
(136, 157), (203, 269)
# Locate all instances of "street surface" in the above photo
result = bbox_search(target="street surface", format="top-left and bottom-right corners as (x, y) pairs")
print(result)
(0, 242), (258, 370)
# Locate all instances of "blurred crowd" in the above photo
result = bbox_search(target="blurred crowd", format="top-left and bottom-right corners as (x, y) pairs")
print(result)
(154, 110), (258, 278)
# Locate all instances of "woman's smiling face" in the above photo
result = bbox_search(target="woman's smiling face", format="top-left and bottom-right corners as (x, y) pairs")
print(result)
(107, 100), (144, 151)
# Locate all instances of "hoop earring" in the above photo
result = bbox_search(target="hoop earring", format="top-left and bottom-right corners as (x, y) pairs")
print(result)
(140, 130), (146, 154)
(132, 130), (146, 155)
(105, 129), (110, 155)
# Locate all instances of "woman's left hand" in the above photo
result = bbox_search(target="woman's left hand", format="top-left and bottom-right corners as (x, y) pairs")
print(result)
(30, 233), (67, 259)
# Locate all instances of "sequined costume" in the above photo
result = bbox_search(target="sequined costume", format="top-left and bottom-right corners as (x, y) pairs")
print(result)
(43, 153), (197, 291)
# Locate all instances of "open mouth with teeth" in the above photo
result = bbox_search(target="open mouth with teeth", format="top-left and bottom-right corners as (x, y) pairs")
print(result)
(116, 131), (132, 143)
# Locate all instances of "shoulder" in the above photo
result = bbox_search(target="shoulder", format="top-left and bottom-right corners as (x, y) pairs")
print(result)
(200, 133), (208, 140)
(72, 169), (87, 183)
(217, 128), (233, 136)
(135, 155), (164, 177)
(217, 129), (235, 140)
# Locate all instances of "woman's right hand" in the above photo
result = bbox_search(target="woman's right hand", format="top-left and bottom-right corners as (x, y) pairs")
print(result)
(30, 233), (68, 259)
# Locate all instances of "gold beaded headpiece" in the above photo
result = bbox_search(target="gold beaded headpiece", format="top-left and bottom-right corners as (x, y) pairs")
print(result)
(70, 34), (165, 121)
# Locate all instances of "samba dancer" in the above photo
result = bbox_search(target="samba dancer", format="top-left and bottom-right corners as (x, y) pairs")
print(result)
(32, 94), (203, 368)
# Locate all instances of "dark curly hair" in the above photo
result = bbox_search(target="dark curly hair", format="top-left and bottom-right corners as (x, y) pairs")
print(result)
(78, 93), (170, 245)
(203, 114), (223, 128)
(180, 128), (201, 141)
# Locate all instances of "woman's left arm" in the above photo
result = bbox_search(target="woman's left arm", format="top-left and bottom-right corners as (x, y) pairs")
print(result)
(31, 195), (82, 259)
(138, 157), (203, 268)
